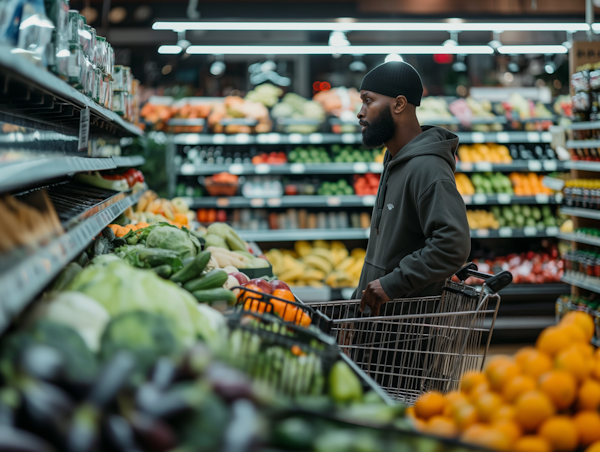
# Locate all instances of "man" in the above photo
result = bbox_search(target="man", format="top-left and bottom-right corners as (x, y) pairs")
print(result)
(353, 61), (471, 316)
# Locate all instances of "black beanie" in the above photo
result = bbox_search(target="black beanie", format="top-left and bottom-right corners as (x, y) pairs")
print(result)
(360, 61), (424, 106)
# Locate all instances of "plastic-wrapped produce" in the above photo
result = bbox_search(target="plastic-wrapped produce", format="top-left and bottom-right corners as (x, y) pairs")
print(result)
(113, 65), (124, 90)
(95, 35), (106, 70)
(67, 43), (83, 88)
(113, 90), (125, 115)
(53, 33), (69, 78)
(44, 0), (68, 36)
(67, 10), (82, 44)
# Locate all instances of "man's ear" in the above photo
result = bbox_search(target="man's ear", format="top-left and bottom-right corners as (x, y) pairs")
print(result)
(393, 95), (408, 114)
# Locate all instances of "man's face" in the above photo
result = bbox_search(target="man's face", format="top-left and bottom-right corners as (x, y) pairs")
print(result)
(357, 90), (396, 149)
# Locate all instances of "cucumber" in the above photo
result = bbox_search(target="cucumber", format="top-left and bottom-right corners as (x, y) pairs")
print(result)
(191, 288), (236, 305)
(138, 249), (180, 267)
(170, 251), (211, 284)
(51, 262), (82, 291)
(151, 265), (172, 278)
(183, 269), (228, 292)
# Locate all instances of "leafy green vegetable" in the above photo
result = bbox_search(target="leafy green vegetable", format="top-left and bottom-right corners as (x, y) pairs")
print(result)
(146, 224), (201, 259)
(114, 244), (146, 267)
(100, 311), (180, 375)
(67, 261), (202, 346)
(193, 304), (228, 352)
(90, 254), (122, 266)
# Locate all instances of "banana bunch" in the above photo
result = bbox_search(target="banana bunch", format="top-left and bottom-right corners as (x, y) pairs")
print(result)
(265, 241), (366, 289)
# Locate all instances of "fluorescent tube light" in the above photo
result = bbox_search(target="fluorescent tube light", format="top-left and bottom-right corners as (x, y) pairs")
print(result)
(185, 45), (495, 55)
(153, 21), (590, 33)
(497, 45), (568, 54)
(158, 45), (183, 54)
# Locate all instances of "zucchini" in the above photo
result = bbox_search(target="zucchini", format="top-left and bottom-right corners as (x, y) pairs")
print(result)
(191, 288), (236, 305)
(183, 269), (228, 292)
(151, 265), (172, 278)
(138, 249), (180, 267)
(170, 251), (211, 284)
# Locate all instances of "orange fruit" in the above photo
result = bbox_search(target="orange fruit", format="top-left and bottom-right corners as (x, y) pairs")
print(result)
(502, 375), (536, 403)
(474, 391), (503, 423)
(561, 310), (595, 342)
(443, 391), (469, 417)
(469, 382), (491, 402)
(593, 359), (600, 380)
(555, 346), (592, 383)
(426, 416), (458, 438)
(575, 411), (600, 446)
(491, 405), (516, 423)
(492, 419), (522, 443)
(517, 348), (553, 380)
(514, 391), (555, 432)
(461, 371), (487, 394)
(578, 379), (600, 411)
(461, 423), (487, 443)
(485, 358), (520, 392)
(559, 323), (588, 343)
(414, 392), (446, 420)
(298, 312), (311, 328)
(453, 403), (479, 431)
(571, 342), (595, 359)
(536, 326), (571, 357)
(463, 426), (512, 451)
(538, 415), (579, 452)
(539, 370), (577, 410)
(412, 417), (427, 431)
(586, 441), (600, 452)
(272, 288), (295, 303)
(405, 406), (416, 418)
(282, 306), (300, 323)
(513, 435), (552, 452)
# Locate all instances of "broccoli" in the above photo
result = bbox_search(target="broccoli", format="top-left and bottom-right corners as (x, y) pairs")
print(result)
(100, 311), (181, 377)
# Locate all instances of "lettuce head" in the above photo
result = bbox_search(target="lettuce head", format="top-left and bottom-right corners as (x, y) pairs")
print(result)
(146, 224), (201, 260)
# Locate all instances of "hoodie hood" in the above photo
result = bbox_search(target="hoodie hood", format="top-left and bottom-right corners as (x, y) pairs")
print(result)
(385, 125), (459, 172)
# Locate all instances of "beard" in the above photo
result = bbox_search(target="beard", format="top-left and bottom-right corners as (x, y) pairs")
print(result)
(361, 106), (396, 149)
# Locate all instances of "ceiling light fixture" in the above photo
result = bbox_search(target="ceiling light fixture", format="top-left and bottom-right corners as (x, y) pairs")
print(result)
(158, 45), (183, 54)
(184, 45), (495, 55)
(153, 21), (591, 33)
(497, 45), (568, 54)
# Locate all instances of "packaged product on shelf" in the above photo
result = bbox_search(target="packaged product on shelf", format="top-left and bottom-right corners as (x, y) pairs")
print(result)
(93, 66), (101, 103)
(123, 66), (133, 93)
(52, 33), (69, 78)
(95, 35), (106, 70)
(112, 90), (125, 115)
(43, 0), (68, 36)
(106, 43), (114, 78)
(67, 10), (82, 44)
(67, 43), (83, 88)
(113, 64), (125, 90)
(14, 3), (54, 66)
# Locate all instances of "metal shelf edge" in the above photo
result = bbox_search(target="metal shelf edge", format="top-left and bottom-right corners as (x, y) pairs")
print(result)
(561, 275), (600, 294)
(557, 232), (600, 247)
(564, 161), (600, 172)
(560, 207), (600, 221)
(0, 189), (143, 334)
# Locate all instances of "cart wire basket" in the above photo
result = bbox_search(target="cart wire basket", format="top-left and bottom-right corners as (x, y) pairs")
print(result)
(304, 263), (512, 404)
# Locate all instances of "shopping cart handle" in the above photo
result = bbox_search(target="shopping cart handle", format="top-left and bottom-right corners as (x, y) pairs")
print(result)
(454, 262), (513, 294)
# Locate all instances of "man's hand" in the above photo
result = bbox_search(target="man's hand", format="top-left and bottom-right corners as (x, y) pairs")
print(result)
(360, 279), (391, 316)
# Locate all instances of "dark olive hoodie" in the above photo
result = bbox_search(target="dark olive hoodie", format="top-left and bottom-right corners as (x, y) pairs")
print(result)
(353, 125), (471, 299)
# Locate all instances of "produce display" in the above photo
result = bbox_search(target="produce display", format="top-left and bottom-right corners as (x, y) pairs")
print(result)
(410, 311), (600, 452)
(458, 144), (513, 164)
(563, 248), (600, 282)
(563, 179), (600, 210)
(271, 93), (326, 134)
(460, 247), (562, 285)
(208, 96), (272, 134)
(449, 97), (503, 132)
(467, 205), (561, 230)
(417, 97), (455, 125)
(557, 297), (600, 342)
(455, 172), (554, 197)
(251, 151), (288, 165)
(354, 173), (381, 196)
(317, 179), (354, 196)
(266, 241), (365, 288)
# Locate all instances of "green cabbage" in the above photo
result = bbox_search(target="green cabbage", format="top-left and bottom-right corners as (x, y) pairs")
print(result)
(146, 224), (201, 259)
(66, 261), (202, 346)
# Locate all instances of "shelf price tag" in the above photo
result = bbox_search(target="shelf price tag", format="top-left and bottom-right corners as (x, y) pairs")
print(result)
(308, 133), (323, 144)
(362, 195), (376, 206)
(476, 229), (490, 237)
(543, 161), (557, 171)
(499, 227), (513, 237)
(353, 162), (368, 173)
(524, 226), (537, 236)
(228, 164), (244, 175)
(255, 164), (271, 174)
(216, 198), (230, 207)
(369, 162), (384, 173)
(535, 194), (549, 204)
(289, 133), (303, 143)
(555, 193), (564, 203)
(541, 132), (552, 142)
(327, 196), (341, 206)
(528, 160), (543, 171)
(234, 134), (250, 144)
(527, 132), (541, 143)
(290, 163), (305, 174)
(475, 162), (492, 172)
(497, 132), (510, 143)
(471, 132), (485, 143)
(78, 107), (90, 152)
(473, 194), (488, 204)
(180, 163), (196, 175)
(213, 134), (226, 144)
(250, 198), (265, 207)
(459, 162), (473, 172)
(267, 198), (282, 207)
(546, 226), (559, 236)
(497, 194), (511, 204)
(462, 195), (472, 205)
(267, 133), (281, 144)
(341, 133), (355, 144)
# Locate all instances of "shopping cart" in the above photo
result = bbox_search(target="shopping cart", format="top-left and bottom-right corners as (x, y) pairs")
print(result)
(304, 263), (512, 404)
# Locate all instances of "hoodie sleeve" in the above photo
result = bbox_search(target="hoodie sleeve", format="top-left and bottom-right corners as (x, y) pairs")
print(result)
(379, 179), (470, 298)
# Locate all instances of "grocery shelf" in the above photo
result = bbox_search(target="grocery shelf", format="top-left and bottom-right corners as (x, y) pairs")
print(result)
(173, 131), (552, 146)
(461, 194), (562, 205)
(0, 45), (143, 138)
(566, 121), (600, 131)
(561, 275), (600, 294)
(566, 140), (600, 149)
(557, 232), (600, 247)
(498, 283), (569, 296)
(239, 228), (371, 241)
(168, 118), (206, 126)
(470, 227), (559, 238)
(292, 286), (332, 302)
(0, 155), (145, 193)
(178, 160), (564, 176)
(564, 160), (600, 172)
(0, 189), (143, 334)
(560, 207), (600, 221)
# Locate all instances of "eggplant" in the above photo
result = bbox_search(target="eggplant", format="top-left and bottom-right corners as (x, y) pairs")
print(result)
(65, 404), (99, 452)
(104, 415), (141, 452)
(130, 412), (176, 452)
(20, 345), (65, 383)
(151, 358), (176, 391)
(88, 352), (136, 410)
(205, 363), (254, 402)
(0, 426), (56, 452)
(141, 383), (197, 419)
(178, 343), (212, 378)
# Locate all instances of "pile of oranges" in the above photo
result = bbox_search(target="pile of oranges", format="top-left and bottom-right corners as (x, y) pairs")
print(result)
(509, 172), (553, 197)
(409, 311), (600, 452)
(239, 286), (312, 328)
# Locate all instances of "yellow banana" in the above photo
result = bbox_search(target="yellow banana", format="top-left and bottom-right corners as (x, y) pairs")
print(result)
(313, 240), (329, 250)
(282, 254), (300, 273)
(330, 241), (346, 251)
(303, 255), (332, 274)
(294, 240), (312, 258)
(337, 256), (355, 272)
(307, 280), (325, 288)
(351, 248), (366, 259)
(304, 268), (325, 281)
(311, 247), (333, 264)
(332, 248), (349, 267)
(278, 265), (306, 282)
